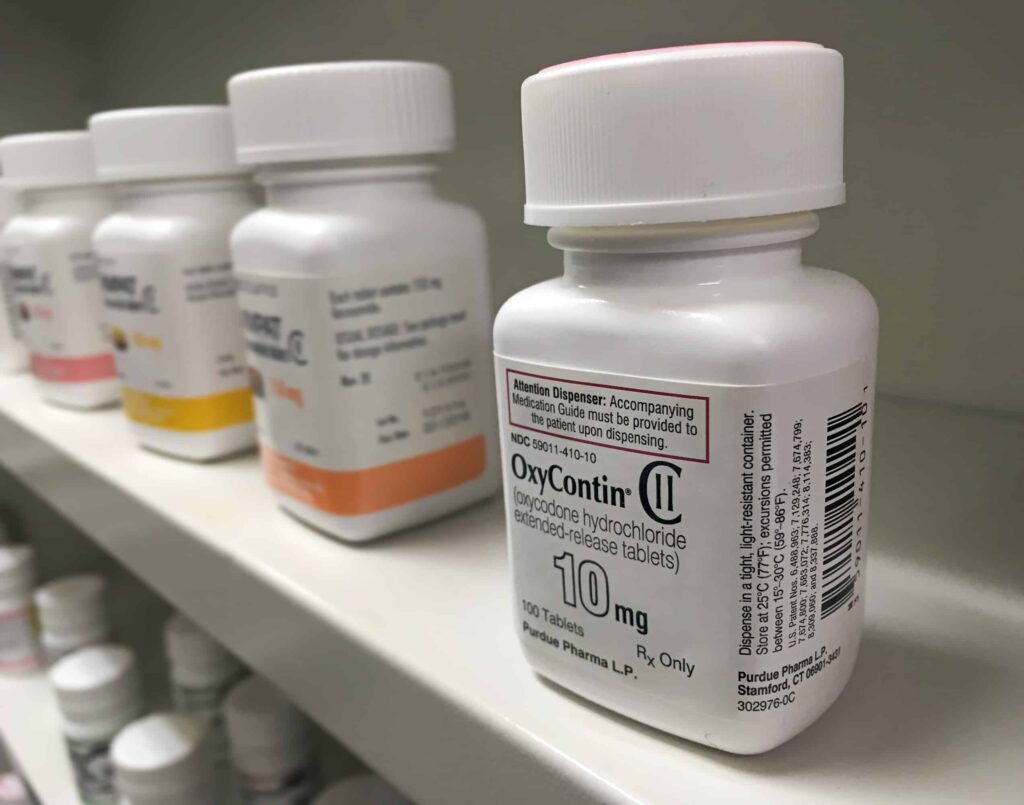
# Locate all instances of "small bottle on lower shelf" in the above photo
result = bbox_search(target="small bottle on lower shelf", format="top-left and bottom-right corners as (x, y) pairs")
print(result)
(111, 711), (219, 805)
(0, 545), (42, 674)
(0, 186), (27, 375)
(34, 573), (111, 664)
(224, 675), (320, 803)
(163, 613), (246, 766)
(50, 644), (143, 805)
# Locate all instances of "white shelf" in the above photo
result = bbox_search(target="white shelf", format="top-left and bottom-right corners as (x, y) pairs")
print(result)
(0, 373), (1021, 804)
(0, 674), (79, 804)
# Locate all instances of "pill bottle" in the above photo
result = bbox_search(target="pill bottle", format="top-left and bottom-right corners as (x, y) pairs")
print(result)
(89, 107), (257, 461)
(227, 61), (499, 541)
(0, 545), (41, 674)
(0, 131), (118, 409)
(224, 675), (319, 803)
(34, 573), (111, 664)
(0, 186), (27, 374)
(163, 613), (245, 764)
(495, 42), (878, 754)
(50, 644), (144, 804)
(315, 774), (412, 805)
(111, 711), (218, 805)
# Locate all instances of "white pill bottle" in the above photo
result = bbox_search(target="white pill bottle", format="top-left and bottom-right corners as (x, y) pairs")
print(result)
(111, 712), (219, 805)
(495, 42), (878, 753)
(0, 186), (27, 373)
(34, 573), (112, 664)
(0, 545), (42, 674)
(224, 676), (319, 803)
(0, 132), (118, 409)
(227, 62), (499, 541)
(89, 107), (257, 460)
(163, 613), (245, 764)
(50, 644), (144, 804)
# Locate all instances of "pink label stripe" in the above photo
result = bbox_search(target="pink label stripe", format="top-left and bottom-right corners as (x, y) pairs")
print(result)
(0, 654), (42, 671)
(31, 352), (116, 383)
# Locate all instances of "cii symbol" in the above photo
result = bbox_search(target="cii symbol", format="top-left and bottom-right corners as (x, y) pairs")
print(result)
(638, 461), (682, 524)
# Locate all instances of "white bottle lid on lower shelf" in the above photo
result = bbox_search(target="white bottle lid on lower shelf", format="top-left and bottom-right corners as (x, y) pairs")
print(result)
(112, 711), (218, 804)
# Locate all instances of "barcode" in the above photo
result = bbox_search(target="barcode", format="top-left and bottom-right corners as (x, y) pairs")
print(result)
(821, 401), (865, 618)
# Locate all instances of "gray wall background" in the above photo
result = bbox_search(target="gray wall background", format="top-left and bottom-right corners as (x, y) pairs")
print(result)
(0, 2), (99, 133)
(4, 0), (1022, 415)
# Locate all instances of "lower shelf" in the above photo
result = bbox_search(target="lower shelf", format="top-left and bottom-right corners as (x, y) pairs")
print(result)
(0, 673), (78, 804)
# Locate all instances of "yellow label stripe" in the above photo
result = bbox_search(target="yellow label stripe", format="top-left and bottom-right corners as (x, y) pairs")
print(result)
(122, 386), (254, 432)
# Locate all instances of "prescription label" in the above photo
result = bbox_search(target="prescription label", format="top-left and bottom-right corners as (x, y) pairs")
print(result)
(237, 270), (491, 516)
(497, 356), (874, 731)
(99, 251), (252, 432)
(6, 241), (115, 382)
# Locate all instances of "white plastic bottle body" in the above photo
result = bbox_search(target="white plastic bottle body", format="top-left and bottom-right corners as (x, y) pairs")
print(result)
(494, 215), (878, 753)
(224, 675), (320, 804)
(0, 545), (41, 674)
(0, 212), (27, 370)
(2, 188), (119, 408)
(0, 189), (28, 373)
(163, 612), (245, 773)
(92, 178), (257, 460)
(36, 573), (111, 665)
(0, 591), (41, 674)
(230, 165), (500, 541)
(0, 259), (27, 372)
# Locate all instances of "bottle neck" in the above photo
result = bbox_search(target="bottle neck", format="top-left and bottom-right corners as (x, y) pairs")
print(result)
(554, 213), (819, 288)
(257, 156), (438, 209)
(22, 185), (112, 215)
(114, 175), (254, 213)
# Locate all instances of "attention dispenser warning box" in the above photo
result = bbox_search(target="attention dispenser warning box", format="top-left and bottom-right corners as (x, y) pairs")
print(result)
(505, 369), (709, 462)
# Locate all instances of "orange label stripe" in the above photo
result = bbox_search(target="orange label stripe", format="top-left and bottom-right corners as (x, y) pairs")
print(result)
(121, 386), (254, 432)
(261, 434), (487, 516)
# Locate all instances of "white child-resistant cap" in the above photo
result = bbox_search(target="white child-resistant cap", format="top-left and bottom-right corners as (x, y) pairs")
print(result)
(521, 42), (845, 227)
(112, 712), (218, 804)
(163, 613), (243, 687)
(0, 131), (100, 189)
(50, 644), (141, 724)
(34, 574), (109, 642)
(224, 676), (312, 777)
(315, 774), (412, 805)
(0, 545), (34, 600)
(227, 61), (455, 165)
(89, 106), (247, 182)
